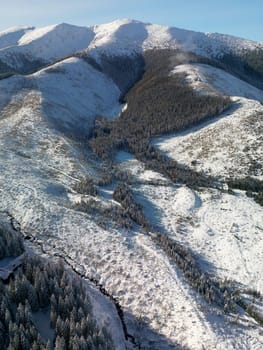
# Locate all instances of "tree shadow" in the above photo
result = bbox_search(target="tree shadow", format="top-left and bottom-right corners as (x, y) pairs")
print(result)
(125, 310), (190, 350)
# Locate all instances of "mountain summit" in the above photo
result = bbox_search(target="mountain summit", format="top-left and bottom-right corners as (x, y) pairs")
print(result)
(0, 19), (262, 71)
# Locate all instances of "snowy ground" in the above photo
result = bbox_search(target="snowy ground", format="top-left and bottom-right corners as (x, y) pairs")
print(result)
(154, 97), (263, 179)
(1, 88), (262, 348)
(0, 90), (262, 348)
(0, 33), (262, 349)
(154, 63), (263, 180)
(171, 63), (263, 101)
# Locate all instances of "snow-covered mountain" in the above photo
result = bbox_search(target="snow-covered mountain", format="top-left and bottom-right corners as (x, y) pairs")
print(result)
(0, 18), (262, 72)
(0, 25), (35, 49)
(0, 19), (262, 350)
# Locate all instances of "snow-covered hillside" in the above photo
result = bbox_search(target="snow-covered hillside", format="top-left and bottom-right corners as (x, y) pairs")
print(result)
(0, 26), (34, 49)
(154, 63), (263, 179)
(0, 19), (262, 71)
(0, 23), (94, 70)
(0, 57), (121, 135)
(0, 18), (262, 350)
(155, 97), (263, 180)
(171, 63), (263, 101)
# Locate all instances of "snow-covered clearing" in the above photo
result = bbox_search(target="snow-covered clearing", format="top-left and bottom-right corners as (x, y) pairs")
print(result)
(32, 309), (55, 343)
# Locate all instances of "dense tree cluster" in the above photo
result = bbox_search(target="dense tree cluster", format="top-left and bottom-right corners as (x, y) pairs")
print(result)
(113, 184), (150, 230)
(0, 225), (24, 259)
(0, 59), (14, 79)
(73, 177), (98, 196)
(227, 176), (263, 192)
(73, 197), (133, 229)
(227, 176), (263, 206)
(218, 48), (263, 90)
(0, 255), (115, 350)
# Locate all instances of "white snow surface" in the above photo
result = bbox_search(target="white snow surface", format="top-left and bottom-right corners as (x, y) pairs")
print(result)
(18, 23), (94, 59)
(154, 97), (263, 179)
(0, 56), (121, 137)
(0, 23), (94, 68)
(90, 19), (262, 57)
(33, 57), (121, 129)
(0, 26), (34, 49)
(0, 19), (261, 70)
(171, 63), (263, 102)
(1, 79), (262, 347)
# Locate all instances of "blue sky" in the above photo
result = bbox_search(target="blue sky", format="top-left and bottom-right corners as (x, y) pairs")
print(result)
(0, 0), (262, 41)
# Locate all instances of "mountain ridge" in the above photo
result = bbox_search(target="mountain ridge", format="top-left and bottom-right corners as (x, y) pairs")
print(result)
(0, 19), (261, 67)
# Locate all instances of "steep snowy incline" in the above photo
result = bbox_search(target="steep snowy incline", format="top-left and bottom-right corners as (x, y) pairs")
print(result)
(0, 56), (121, 171)
(18, 23), (94, 59)
(0, 23), (94, 70)
(0, 26), (34, 49)
(32, 57), (121, 133)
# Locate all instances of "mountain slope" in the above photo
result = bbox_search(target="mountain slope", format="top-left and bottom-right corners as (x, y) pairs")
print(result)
(0, 19), (262, 350)
(154, 63), (263, 180)
(0, 26), (34, 49)
(0, 19), (262, 75)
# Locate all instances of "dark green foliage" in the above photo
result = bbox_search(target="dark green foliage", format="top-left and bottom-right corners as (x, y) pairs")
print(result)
(73, 197), (133, 229)
(227, 177), (263, 206)
(227, 176), (263, 192)
(218, 48), (263, 90)
(0, 225), (24, 259)
(0, 59), (14, 78)
(254, 192), (263, 206)
(243, 48), (263, 76)
(118, 50), (230, 140)
(138, 145), (215, 188)
(113, 184), (150, 229)
(76, 52), (145, 96)
(0, 255), (115, 350)
(73, 177), (98, 196)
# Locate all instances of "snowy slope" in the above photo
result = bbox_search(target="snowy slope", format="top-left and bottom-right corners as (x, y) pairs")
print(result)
(18, 23), (94, 59)
(0, 19), (262, 71)
(154, 97), (263, 180)
(171, 63), (263, 101)
(154, 62), (263, 179)
(33, 57), (121, 133)
(0, 57), (121, 135)
(0, 26), (34, 49)
(0, 18), (262, 350)
(0, 23), (94, 69)
(90, 18), (262, 57)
